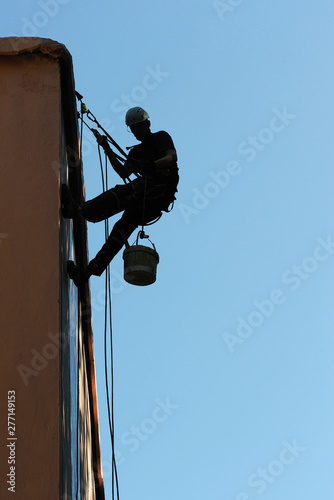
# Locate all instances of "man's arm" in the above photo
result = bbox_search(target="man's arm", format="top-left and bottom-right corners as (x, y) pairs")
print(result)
(134, 148), (177, 176)
(93, 131), (132, 179)
(154, 148), (177, 168)
(104, 147), (133, 179)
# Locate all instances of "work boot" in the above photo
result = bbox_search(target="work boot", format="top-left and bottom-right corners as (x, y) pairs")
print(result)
(61, 184), (79, 218)
(67, 260), (90, 287)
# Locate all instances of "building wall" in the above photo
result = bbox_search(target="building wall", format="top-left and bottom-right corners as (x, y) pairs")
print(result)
(0, 38), (104, 499)
(0, 52), (62, 499)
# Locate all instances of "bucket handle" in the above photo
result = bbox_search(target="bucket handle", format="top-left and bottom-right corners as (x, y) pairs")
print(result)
(136, 230), (157, 252)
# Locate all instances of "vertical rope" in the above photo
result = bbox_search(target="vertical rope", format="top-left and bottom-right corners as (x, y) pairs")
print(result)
(76, 291), (80, 500)
(140, 174), (148, 237)
(75, 106), (84, 500)
(76, 96), (122, 499)
(97, 146), (120, 500)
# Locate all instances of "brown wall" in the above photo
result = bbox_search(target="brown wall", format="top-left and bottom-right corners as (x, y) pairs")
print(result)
(0, 52), (62, 499)
(0, 39), (104, 499)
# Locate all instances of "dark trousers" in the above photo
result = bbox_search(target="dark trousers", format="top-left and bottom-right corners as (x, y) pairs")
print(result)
(80, 181), (172, 276)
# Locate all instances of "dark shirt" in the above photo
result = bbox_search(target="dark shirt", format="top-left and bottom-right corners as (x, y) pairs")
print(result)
(126, 131), (179, 189)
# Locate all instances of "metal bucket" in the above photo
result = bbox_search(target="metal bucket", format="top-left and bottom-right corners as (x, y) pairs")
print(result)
(123, 244), (160, 286)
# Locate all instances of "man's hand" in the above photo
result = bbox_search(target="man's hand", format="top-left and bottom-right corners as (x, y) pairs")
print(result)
(92, 129), (110, 150)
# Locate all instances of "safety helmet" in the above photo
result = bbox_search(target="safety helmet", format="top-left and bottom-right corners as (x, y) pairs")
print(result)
(125, 107), (149, 126)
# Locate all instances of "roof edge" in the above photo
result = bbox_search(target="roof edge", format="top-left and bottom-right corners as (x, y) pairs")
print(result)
(0, 37), (72, 67)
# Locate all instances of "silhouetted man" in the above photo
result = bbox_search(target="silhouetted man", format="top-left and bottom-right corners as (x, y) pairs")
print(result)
(62, 106), (178, 286)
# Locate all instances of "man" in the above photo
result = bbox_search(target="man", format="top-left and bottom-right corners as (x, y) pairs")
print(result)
(62, 106), (178, 286)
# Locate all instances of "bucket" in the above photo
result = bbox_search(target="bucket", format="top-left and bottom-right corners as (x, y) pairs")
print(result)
(123, 244), (160, 286)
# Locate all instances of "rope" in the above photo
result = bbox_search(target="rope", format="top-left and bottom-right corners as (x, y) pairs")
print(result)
(139, 175), (149, 239)
(75, 107), (85, 500)
(97, 142), (120, 500)
(76, 92), (143, 183)
(76, 296), (81, 500)
(76, 91), (127, 159)
(76, 93), (120, 500)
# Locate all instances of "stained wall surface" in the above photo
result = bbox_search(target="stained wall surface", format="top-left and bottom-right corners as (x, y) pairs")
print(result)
(0, 52), (62, 499)
(0, 38), (104, 499)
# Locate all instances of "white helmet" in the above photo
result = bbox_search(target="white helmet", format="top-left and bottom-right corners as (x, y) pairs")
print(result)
(125, 107), (149, 126)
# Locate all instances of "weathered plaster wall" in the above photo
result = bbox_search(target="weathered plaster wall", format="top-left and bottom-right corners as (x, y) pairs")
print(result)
(0, 53), (62, 499)
(0, 37), (104, 500)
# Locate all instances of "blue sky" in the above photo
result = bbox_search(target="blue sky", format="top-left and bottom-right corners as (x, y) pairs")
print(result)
(3, 1), (334, 498)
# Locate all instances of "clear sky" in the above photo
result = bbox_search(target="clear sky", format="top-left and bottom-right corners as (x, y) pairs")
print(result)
(3, 1), (334, 499)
